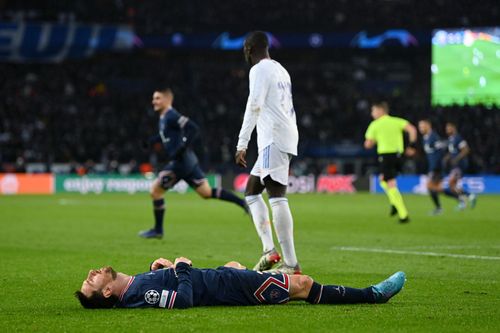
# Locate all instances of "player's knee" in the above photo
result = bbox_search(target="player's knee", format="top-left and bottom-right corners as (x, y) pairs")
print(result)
(224, 261), (245, 269)
(150, 189), (162, 200)
(245, 176), (265, 196)
(150, 183), (164, 199)
(296, 275), (314, 293)
(427, 182), (434, 191)
(196, 185), (212, 199)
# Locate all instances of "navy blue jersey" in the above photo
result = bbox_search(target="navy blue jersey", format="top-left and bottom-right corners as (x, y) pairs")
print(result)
(447, 134), (468, 171)
(149, 108), (205, 189)
(116, 264), (290, 309)
(422, 131), (445, 172)
(152, 108), (200, 161)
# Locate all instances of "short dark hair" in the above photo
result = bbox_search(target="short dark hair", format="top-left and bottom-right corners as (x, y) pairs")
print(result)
(75, 290), (119, 309)
(245, 31), (269, 51)
(419, 118), (432, 125)
(155, 87), (173, 96)
(372, 101), (389, 113)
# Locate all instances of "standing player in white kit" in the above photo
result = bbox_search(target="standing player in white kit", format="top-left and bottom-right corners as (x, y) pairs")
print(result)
(235, 31), (301, 274)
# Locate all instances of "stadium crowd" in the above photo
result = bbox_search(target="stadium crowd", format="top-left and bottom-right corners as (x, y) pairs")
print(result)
(1, 0), (499, 175)
(1, 0), (498, 33)
(1, 49), (499, 175)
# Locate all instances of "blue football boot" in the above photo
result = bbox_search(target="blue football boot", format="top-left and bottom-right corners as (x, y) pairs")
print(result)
(372, 271), (406, 303)
(138, 228), (163, 239)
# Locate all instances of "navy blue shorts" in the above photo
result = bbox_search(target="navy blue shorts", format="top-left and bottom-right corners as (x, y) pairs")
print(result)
(158, 154), (206, 190)
(213, 267), (291, 306)
(158, 161), (206, 190)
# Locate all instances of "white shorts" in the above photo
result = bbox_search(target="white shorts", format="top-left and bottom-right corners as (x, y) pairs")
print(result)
(250, 144), (291, 186)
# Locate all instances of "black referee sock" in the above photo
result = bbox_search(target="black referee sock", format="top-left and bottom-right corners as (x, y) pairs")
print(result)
(306, 281), (375, 304)
(211, 188), (246, 210)
(429, 190), (441, 209)
(153, 199), (165, 232)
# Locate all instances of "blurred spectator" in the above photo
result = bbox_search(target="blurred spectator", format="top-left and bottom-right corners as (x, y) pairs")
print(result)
(0, 0), (498, 33)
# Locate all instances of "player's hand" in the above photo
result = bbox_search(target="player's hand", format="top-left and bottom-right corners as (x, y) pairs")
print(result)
(405, 147), (416, 157)
(174, 257), (192, 268)
(151, 258), (173, 270)
(235, 149), (247, 168)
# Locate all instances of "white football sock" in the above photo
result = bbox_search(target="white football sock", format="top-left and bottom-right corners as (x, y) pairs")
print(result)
(246, 195), (274, 253)
(269, 197), (298, 267)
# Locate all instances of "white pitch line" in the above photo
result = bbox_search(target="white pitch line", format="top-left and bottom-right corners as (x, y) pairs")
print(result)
(331, 246), (500, 261)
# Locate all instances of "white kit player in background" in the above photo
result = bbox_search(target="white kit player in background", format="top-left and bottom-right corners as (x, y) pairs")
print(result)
(235, 31), (301, 275)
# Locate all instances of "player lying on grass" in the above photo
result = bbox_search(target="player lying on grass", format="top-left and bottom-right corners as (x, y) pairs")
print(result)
(76, 257), (406, 309)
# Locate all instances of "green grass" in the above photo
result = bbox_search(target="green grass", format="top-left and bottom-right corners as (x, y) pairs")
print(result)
(0, 193), (499, 332)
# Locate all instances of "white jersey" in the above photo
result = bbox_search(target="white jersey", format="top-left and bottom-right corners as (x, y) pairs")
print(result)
(237, 59), (299, 155)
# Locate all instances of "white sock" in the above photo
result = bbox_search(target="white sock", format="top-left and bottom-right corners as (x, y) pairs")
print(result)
(246, 195), (274, 253)
(269, 197), (298, 267)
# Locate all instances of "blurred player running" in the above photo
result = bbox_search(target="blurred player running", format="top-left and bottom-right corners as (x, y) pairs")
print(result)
(364, 102), (417, 223)
(235, 31), (301, 274)
(418, 119), (448, 215)
(442, 122), (477, 210)
(139, 88), (248, 239)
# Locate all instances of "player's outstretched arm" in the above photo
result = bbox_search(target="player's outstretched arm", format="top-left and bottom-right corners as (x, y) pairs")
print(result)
(404, 123), (418, 155)
(453, 142), (470, 165)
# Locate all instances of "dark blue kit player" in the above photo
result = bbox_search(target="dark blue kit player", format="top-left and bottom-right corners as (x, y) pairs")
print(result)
(418, 119), (447, 215)
(418, 120), (477, 214)
(442, 122), (477, 210)
(140, 88), (248, 239)
(76, 257), (406, 309)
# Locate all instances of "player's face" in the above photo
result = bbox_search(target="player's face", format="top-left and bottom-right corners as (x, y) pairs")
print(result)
(80, 266), (117, 297)
(445, 124), (456, 136)
(152, 92), (171, 112)
(418, 121), (430, 135)
(371, 106), (384, 119)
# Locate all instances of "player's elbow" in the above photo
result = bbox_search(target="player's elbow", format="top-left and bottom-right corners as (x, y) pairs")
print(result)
(364, 140), (373, 149)
(405, 124), (417, 138)
(249, 101), (261, 113)
(186, 120), (200, 133)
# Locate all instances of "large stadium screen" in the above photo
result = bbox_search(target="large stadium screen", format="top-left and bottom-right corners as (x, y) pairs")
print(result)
(431, 27), (500, 106)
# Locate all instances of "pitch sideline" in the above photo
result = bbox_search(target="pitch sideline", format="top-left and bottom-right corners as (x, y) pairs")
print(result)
(331, 246), (500, 261)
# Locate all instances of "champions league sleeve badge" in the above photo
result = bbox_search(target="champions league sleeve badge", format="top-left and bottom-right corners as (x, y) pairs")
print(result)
(144, 290), (160, 304)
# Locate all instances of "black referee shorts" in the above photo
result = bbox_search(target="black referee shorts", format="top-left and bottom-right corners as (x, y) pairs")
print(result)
(377, 153), (403, 181)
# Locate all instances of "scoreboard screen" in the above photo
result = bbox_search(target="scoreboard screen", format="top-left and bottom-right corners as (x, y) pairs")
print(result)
(432, 27), (500, 106)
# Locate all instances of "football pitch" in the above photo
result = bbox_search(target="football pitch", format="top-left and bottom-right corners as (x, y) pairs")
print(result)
(1, 193), (499, 332)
